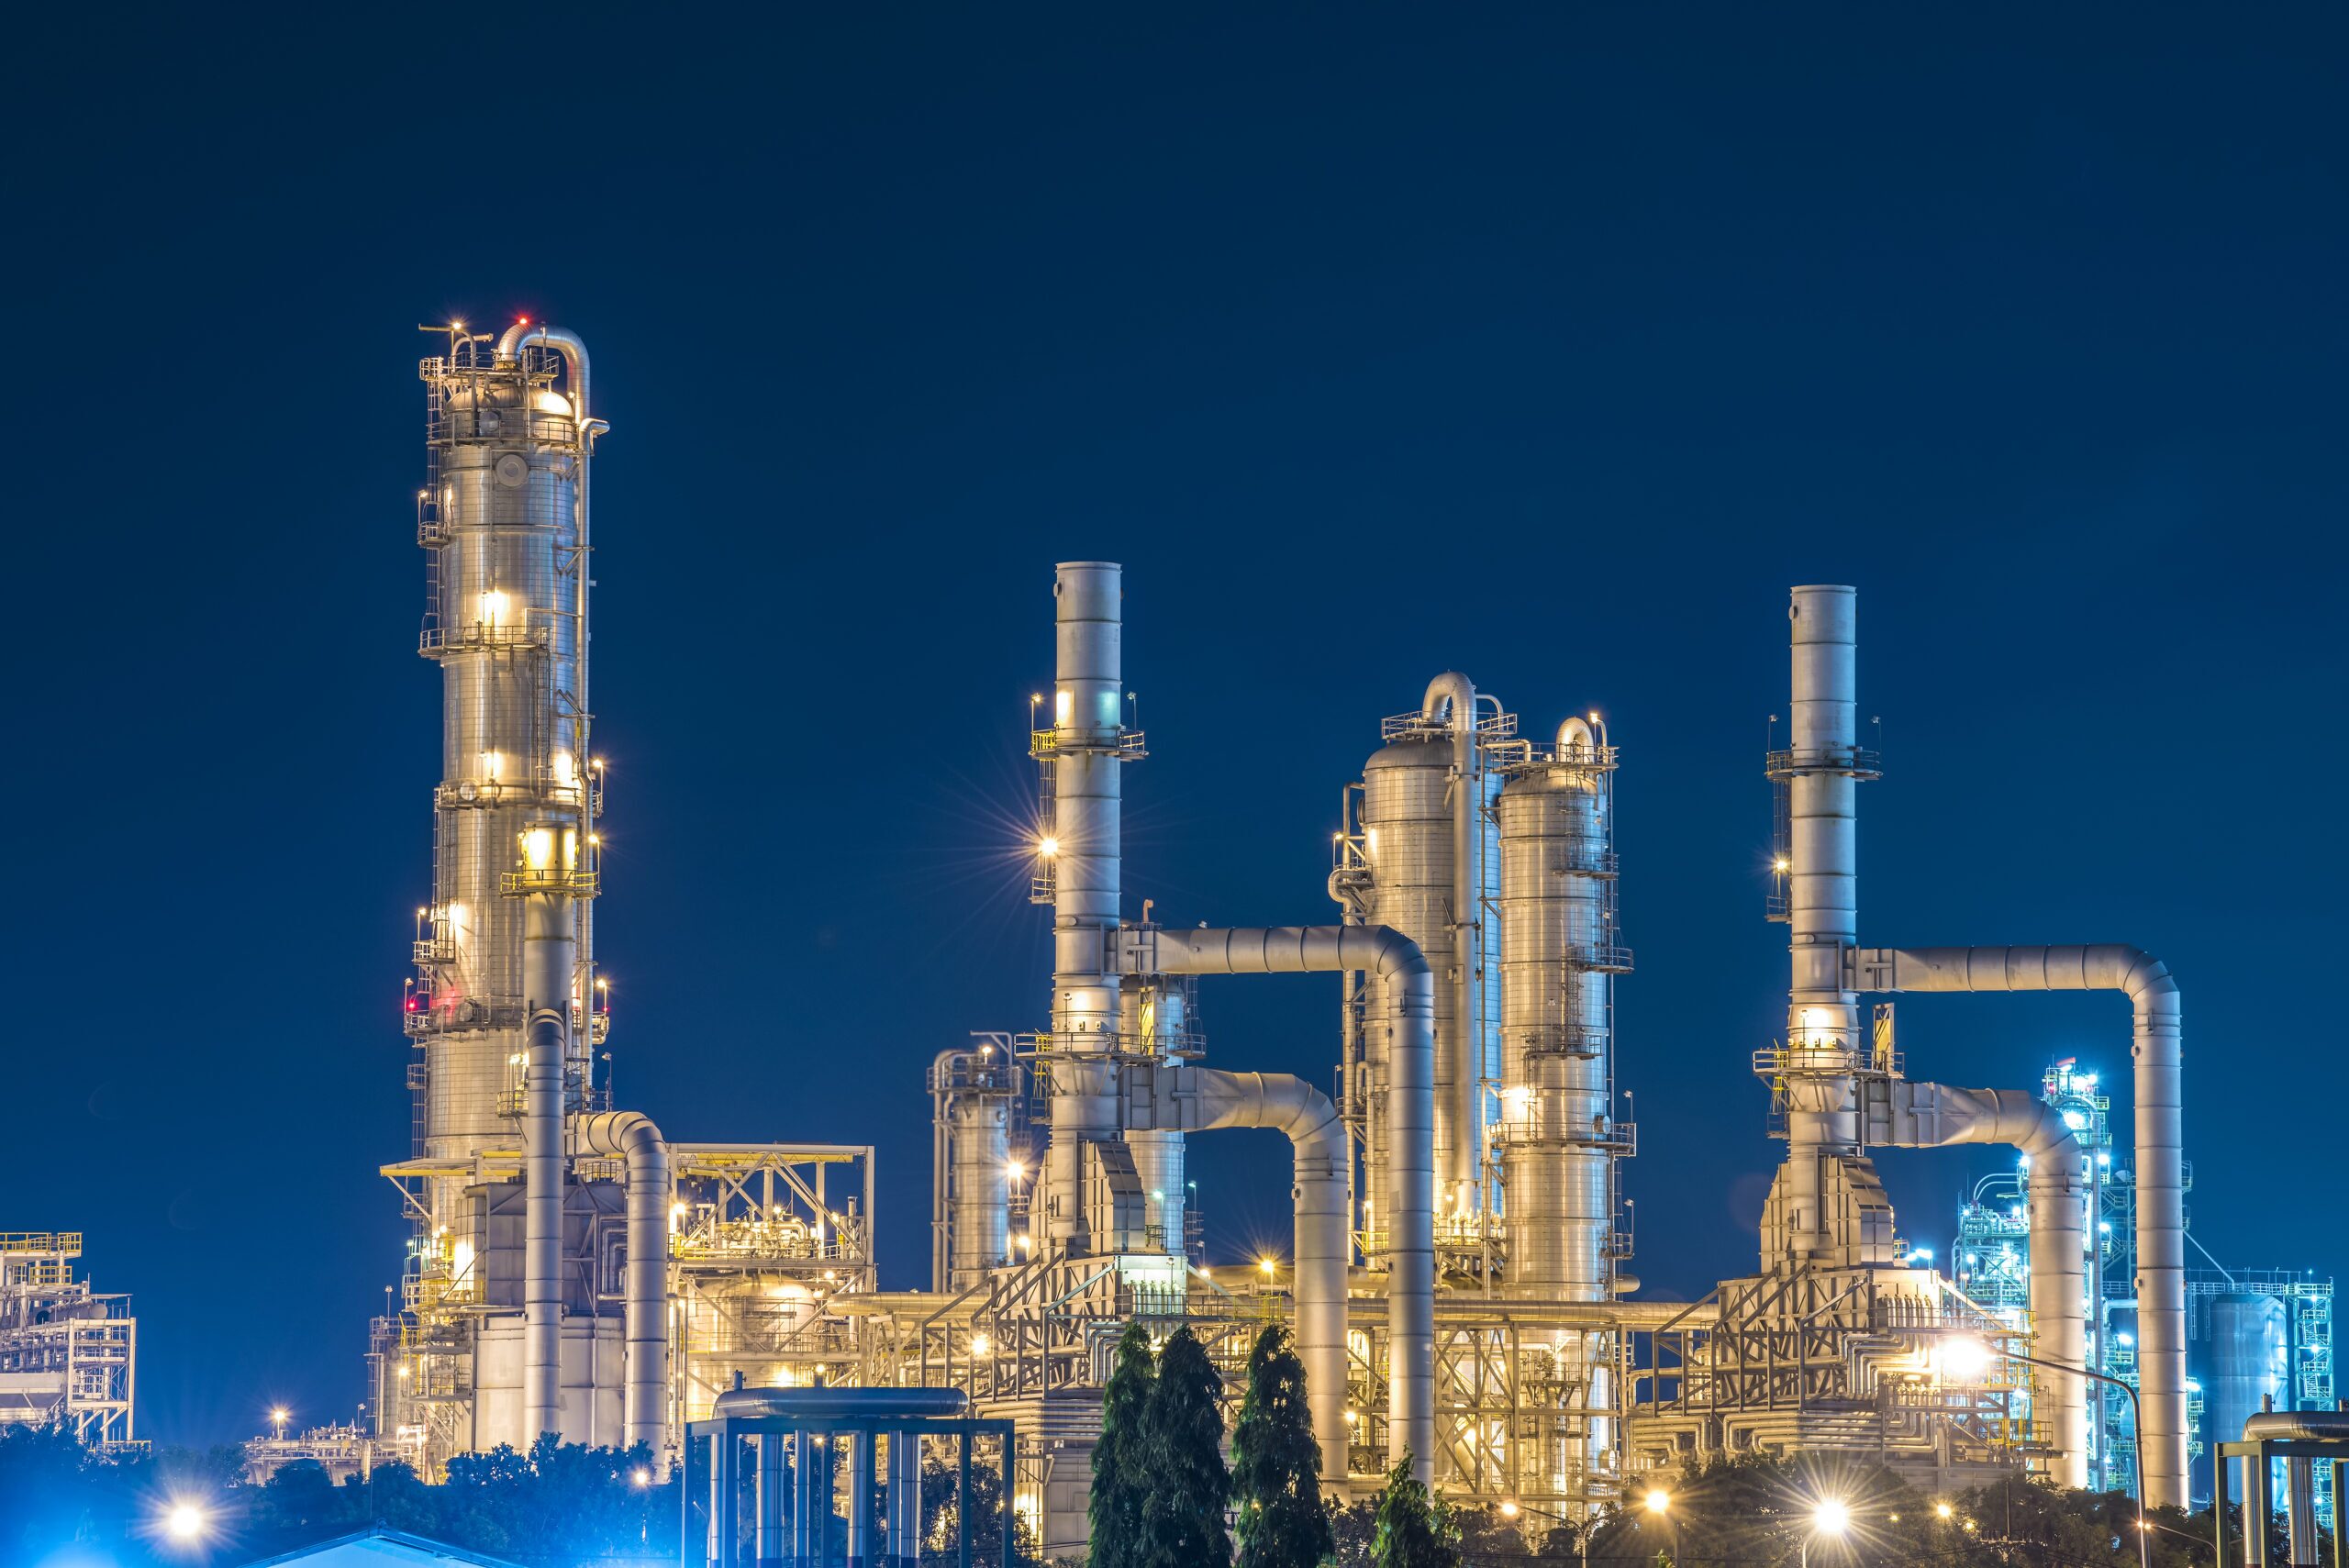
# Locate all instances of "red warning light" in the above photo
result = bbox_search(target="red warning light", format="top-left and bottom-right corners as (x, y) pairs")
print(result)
(517, 315), (530, 326)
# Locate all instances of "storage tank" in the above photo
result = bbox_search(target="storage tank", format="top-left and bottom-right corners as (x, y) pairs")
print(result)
(2203, 1292), (2288, 1503)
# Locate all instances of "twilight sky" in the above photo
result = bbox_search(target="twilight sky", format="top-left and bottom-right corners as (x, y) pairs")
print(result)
(6, 6), (2344, 1446)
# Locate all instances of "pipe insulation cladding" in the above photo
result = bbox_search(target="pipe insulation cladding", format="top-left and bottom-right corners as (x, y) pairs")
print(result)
(1851, 944), (2188, 1509)
(1136, 923), (1437, 1485)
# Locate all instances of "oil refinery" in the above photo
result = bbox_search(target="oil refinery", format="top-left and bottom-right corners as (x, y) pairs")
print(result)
(343, 322), (2334, 1560)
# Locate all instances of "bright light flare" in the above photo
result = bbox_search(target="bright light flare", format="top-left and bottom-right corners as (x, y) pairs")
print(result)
(1037, 836), (1058, 857)
(1498, 1501), (1519, 1518)
(1644, 1488), (1672, 1514)
(1939, 1336), (1992, 1383)
(1811, 1499), (1850, 1536)
(1258, 1256), (1277, 1276)
(631, 1466), (651, 1488)
(165, 1502), (208, 1540)
(1935, 1501), (1954, 1520)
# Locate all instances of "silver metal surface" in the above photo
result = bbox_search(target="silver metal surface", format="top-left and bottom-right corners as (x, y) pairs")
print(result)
(573, 1109), (671, 1455)
(1041, 562), (1132, 1255)
(1854, 944), (2188, 1507)
(1134, 922), (1437, 1483)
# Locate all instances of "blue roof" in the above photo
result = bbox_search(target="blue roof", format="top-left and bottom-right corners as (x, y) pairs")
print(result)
(235, 1529), (531, 1568)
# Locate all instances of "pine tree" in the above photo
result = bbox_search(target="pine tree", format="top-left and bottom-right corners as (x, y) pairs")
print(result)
(1092, 1321), (1157, 1568)
(1370, 1451), (1458, 1568)
(1231, 1323), (1333, 1568)
(1141, 1326), (1235, 1568)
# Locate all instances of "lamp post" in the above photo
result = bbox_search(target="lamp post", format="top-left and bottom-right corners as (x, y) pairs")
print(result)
(1800, 1498), (1849, 1566)
(1644, 1487), (1680, 1565)
(1955, 1338), (2149, 1568)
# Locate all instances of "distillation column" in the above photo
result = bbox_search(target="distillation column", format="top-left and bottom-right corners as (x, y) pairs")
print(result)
(1495, 719), (1630, 1500)
(1037, 562), (1142, 1256)
(404, 325), (605, 1455)
(1354, 678), (1492, 1231)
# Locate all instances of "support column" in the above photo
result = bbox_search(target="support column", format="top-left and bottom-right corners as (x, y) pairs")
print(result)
(848, 1430), (873, 1568)
(755, 1432), (785, 1568)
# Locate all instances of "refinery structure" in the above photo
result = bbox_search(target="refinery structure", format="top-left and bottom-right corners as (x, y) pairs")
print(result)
(360, 322), (2338, 1556)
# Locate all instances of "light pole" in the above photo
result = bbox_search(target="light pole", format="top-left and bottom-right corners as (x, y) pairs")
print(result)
(1644, 1487), (1681, 1565)
(1954, 1338), (2150, 1568)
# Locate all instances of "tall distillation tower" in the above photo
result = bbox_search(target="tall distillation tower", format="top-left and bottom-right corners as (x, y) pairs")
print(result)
(394, 321), (607, 1460)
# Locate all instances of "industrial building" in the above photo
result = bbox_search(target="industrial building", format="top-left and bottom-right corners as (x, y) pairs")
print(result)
(0, 1231), (137, 1447)
(369, 324), (2232, 1557)
(1949, 1070), (2336, 1526)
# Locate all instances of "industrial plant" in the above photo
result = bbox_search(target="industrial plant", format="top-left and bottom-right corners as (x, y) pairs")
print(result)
(350, 323), (2335, 1561)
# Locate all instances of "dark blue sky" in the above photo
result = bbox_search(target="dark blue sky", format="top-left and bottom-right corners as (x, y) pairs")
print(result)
(8, 7), (2343, 1447)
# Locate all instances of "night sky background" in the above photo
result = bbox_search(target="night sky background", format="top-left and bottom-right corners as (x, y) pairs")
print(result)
(7, 7), (2344, 1448)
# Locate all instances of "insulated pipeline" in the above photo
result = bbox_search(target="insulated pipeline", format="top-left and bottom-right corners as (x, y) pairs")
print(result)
(1855, 944), (2186, 1509)
(1192, 1070), (1351, 1484)
(1143, 924), (1436, 1484)
(573, 1110), (671, 1456)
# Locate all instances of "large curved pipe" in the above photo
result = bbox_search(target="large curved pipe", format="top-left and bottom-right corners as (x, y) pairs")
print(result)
(574, 1109), (671, 1456)
(1420, 673), (1484, 1210)
(1891, 1083), (2088, 1486)
(1141, 924), (1436, 1484)
(1854, 945), (2184, 1508)
(1191, 1069), (1351, 1484)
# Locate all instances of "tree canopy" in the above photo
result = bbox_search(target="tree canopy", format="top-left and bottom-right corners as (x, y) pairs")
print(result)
(1231, 1322), (1334, 1568)
(1141, 1326), (1235, 1568)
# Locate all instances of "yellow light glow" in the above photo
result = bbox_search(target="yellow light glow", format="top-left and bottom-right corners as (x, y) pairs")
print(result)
(272, 1407), (289, 1424)
(1936, 1501), (1954, 1520)
(482, 751), (506, 782)
(1038, 837), (1058, 857)
(1006, 1161), (1025, 1181)
(1016, 1233), (1032, 1251)
(1774, 857), (1790, 872)
(1812, 1500), (1850, 1536)
(971, 1334), (991, 1356)
(1645, 1489), (1671, 1514)
(480, 589), (512, 629)
(397, 1365), (410, 1379)
(1053, 691), (1073, 727)
(1343, 1409), (1358, 1426)
(1939, 1337), (1991, 1383)
(521, 827), (556, 871)
(1258, 1257), (1276, 1276)
(1498, 1501), (1518, 1518)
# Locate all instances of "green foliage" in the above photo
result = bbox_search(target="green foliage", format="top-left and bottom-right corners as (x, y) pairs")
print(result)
(1092, 1320), (1159, 1568)
(1231, 1323), (1334, 1568)
(1141, 1326), (1234, 1568)
(915, 1447), (1043, 1568)
(0, 1420), (671, 1566)
(1368, 1451), (1458, 1568)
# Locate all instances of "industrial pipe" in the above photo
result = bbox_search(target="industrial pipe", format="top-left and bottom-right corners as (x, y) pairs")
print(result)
(1135, 924), (1436, 1484)
(1853, 945), (2186, 1509)
(522, 892), (572, 1443)
(1190, 1069), (1351, 1484)
(574, 1109), (672, 1456)
(1421, 673), (1484, 1211)
(1885, 1083), (2088, 1485)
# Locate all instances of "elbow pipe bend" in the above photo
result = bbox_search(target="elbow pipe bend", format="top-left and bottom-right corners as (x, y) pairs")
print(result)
(1420, 672), (1475, 724)
(1190, 1070), (1350, 1484)
(495, 321), (590, 419)
(1148, 923), (1431, 984)
(573, 1110), (671, 1456)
